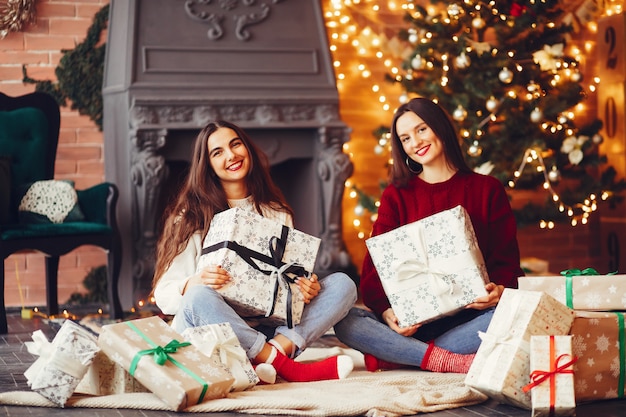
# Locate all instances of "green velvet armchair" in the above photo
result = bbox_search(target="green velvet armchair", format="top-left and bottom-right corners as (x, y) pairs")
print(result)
(0, 91), (123, 333)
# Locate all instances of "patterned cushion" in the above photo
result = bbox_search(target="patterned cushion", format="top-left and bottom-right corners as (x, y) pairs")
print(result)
(18, 180), (85, 224)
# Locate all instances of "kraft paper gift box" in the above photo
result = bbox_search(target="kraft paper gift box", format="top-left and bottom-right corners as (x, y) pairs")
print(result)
(465, 289), (576, 409)
(518, 268), (626, 310)
(75, 350), (150, 395)
(524, 335), (577, 417)
(98, 316), (234, 411)
(198, 207), (320, 328)
(364, 205), (489, 327)
(569, 311), (626, 402)
(182, 322), (259, 391)
(24, 319), (99, 406)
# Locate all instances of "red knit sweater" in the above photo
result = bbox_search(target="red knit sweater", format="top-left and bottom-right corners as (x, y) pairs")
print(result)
(361, 171), (524, 317)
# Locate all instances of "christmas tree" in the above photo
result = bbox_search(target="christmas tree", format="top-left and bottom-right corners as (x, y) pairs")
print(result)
(350, 0), (626, 228)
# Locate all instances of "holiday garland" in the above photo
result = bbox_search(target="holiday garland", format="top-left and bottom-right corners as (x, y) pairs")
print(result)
(0, 0), (36, 39)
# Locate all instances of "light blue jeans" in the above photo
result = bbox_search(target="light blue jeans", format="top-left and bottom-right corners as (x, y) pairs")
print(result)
(172, 272), (357, 360)
(333, 306), (494, 367)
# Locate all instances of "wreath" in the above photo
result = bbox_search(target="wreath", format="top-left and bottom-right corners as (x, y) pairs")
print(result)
(0, 0), (36, 39)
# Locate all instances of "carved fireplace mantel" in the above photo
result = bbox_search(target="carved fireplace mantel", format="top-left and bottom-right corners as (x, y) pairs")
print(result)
(102, 0), (354, 305)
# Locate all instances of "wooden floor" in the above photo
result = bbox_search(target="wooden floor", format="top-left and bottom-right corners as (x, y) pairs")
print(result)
(1, 311), (625, 417)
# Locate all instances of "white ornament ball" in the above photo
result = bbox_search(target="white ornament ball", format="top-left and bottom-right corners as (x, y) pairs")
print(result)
(472, 17), (486, 29)
(498, 67), (513, 84)
(593, 133), (603, 144)
(468, 141), (483, 157)
(399, 93), (409, 104)
(354, 205), (364, 216)
(455, 53), (470, 69)
(548, 167), (561, 182)
(571, 71), (582, 82)
(408, 33), (419, 44)
(453, 105), (467, 121)
(374, 144), (385, 155)
(530, 107), (543, 123)
(486, 96), (498, 112)
(411, 55), (424, 70)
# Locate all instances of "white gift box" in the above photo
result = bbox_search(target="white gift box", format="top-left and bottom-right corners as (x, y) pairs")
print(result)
(465, 289), (576, 410)
(182, 322), (259, 391)
(526, 335), (576, 417)
(24, 320), (100, 406)
(365, 205), (489, 327)
(198, 207), (320, 327)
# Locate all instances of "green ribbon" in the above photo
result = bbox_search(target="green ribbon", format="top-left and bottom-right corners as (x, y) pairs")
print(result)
(617, 313), (625, 398)
(560, 268), (618, 309)
(125, 321), (208, 404)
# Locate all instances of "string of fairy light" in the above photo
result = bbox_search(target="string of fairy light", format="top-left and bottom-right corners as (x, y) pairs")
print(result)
(325, 0), (624, 236)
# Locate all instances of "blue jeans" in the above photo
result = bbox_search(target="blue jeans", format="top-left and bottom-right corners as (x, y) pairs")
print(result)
(333, 307), (494, 367)
(171, 272), (357, 360)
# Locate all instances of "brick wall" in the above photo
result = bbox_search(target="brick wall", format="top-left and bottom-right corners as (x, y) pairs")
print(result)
(1, 0), (109, 309)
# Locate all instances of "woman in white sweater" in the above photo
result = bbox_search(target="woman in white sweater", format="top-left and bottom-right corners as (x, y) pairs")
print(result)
(152, 120), (357, 383)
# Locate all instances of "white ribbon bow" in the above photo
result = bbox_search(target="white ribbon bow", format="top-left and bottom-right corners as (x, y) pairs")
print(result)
(394, 258), (458, 312)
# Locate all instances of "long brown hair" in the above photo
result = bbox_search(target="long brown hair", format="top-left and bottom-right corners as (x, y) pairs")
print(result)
(152, 120), (293, 289)
(389, 97), (472, 187)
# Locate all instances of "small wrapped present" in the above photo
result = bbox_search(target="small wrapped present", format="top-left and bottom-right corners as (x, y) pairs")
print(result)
(365, 205), (489, 327)
(570, 311), (626, 402)
(524, 335), (577, 417)
(75, 350), (150, 395)
(24, 320), (99, 406)
(98, 316), (234, 411)
(199, 207), (320, 328)
(182, 322), (259, 391)
(465, 289), (576, 409)
(520, 257), (550, 275)
(518, 267), (624, 310)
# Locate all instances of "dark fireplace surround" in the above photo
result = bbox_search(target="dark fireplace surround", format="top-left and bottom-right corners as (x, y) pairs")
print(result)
(102, 0), (354, 307)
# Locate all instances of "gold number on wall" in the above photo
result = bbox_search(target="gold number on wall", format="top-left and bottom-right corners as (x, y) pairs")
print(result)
(605, 25), (617, 70)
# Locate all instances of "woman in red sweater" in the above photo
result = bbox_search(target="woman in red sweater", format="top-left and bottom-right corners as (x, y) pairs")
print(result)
(334, 97), (524, 373)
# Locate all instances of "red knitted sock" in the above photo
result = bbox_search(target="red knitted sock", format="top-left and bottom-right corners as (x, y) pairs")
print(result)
(363, 353), (408, 372)
(266, 347), (353, 382)
(420, 342), (475, 374)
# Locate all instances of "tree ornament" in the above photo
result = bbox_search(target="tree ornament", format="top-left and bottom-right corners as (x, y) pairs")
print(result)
(548, 166), (561, 183)
(593, 133), (603, 145)
(530, 107), (543, 123)
(354, 204), (364, 216)
(468, 140), (483, 157)
(455, 52), (470, 69)
(498, 67), (513, 84)
(472, 16), (486, 30)
(411, 54), (424, 70)
(374, 144), (385, 155)
(486, 96), (498, 112)
(571, 71), (582, 82)
(452, 105), (467, 121)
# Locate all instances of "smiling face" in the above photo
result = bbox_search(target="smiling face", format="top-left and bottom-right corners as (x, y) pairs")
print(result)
(207, 127), (251, 187)
(395, 111), (447, 169)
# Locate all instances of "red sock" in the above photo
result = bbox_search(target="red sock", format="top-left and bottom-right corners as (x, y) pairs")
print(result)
(267, 348), (350, 382)
(363, 353), (408, 372)
(420, 342), (475, 374)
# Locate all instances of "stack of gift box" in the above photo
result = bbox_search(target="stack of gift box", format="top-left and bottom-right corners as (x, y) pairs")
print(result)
(22, 207), (322, 409)
(365, 205), (626, 416)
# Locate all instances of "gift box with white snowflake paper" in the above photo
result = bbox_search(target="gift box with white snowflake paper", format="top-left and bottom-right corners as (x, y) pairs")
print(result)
(524, 335), (577, 417)
(24, 320), (100, 406)
(569, 311), (626, 403)
(98, 316), (234, 411)
(182, 322), (259, 391)
(364, 205), (489, 327)
(75, 350), (150, 396)
(465, 289), (576, 410)
(518, 268), (626, 311)
(198, 207), (320, 328)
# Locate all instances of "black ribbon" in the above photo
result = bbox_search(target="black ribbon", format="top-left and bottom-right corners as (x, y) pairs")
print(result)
(202, 225), (309, 328)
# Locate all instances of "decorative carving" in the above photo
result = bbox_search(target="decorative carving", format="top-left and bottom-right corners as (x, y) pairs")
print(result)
(130, 129), (169, 294)
(0, 0), (36, 39)
(316, 126), (354, 271)
(182, 0), (286, 41)
(130, 102), (340, 128)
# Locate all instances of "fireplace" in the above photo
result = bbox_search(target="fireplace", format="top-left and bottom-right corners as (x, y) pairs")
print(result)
(102, 0), (354, 306)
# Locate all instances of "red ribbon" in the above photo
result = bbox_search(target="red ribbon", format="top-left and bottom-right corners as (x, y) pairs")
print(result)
(522, 336), (578, 416)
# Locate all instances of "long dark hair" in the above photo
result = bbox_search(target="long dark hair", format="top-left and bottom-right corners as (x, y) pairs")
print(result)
(152, 120), (293, 288)
(389, 97), (471, 187)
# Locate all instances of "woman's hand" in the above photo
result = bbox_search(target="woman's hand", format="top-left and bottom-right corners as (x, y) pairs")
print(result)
(381, 308), (420, 337)
(466, 282), (504, 310)
(297, 273), (321, 304)
(185, 265), (231, 292)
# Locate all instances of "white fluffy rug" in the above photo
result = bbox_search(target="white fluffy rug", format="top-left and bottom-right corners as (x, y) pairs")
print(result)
(0, 347), (486, 416)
